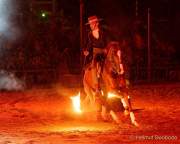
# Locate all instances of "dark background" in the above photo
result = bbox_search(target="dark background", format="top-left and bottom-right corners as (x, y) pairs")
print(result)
(0, 0), (179, 86)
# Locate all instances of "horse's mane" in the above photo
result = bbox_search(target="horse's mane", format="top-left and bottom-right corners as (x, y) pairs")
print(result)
(106, 41), (120, 60)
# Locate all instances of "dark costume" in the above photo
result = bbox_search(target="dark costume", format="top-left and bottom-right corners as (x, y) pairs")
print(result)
(84, 29), (113, 66)
(84, 27), (117, 93)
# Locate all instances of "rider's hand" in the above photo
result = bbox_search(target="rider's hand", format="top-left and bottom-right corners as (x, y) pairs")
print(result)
(119, 70), (124, 75)
(83, 50), (89, 56)
(119, 63), (124, 75)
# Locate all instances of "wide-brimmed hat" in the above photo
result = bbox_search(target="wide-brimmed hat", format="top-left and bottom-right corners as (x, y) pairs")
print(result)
(85, 15), (102, 25)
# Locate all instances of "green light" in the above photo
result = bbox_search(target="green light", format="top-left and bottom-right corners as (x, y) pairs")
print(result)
(38, 10), (50, 22)
(41, 12), (46, 18)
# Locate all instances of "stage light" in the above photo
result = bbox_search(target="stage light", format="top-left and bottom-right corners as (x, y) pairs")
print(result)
(41, 12), (47, 18)
(39, 11), (49, 19)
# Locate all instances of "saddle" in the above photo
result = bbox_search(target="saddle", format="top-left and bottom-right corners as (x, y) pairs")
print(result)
(93, 47), (107, 62)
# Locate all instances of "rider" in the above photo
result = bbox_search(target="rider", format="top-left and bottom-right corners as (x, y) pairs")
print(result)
(83, 15), (115, 95)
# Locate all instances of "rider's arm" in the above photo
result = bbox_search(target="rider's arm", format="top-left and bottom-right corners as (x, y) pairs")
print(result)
(83, 32), (93, 56)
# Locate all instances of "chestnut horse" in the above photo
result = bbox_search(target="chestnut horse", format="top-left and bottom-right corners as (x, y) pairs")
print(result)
(83, 41), (138, 126)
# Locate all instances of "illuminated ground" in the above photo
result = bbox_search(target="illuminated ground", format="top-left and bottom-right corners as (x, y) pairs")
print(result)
(0, 83), (179, 144)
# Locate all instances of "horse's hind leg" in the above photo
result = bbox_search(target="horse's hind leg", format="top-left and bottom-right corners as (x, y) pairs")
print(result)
(109, 110), (122, 124)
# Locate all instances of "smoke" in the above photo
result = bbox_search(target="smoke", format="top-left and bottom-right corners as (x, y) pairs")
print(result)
(0, 0), (20, 41)
(0, 0), (8, 32)
(0, 0), (11, 33)
(0, 70), (25, 91)
(0, 1), (25, 91)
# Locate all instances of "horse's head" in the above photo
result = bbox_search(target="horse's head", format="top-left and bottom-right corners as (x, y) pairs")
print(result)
(105, 41), (122, 77)
(104, 41), (126, 89)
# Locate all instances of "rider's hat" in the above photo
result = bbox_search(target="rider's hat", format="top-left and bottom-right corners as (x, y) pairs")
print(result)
(85, 15), (102, 25)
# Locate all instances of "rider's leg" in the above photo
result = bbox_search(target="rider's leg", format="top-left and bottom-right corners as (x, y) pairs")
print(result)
(92, 69), (100, 92)
(92, 70), (102, 121)
(97, 62), (101, 78)
(91, 60), (101, 93)
(95, 98), (103, 121)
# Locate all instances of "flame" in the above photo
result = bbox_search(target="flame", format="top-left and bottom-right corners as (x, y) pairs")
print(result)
(107, 92), (117, 98)
(107, 92), (121, 99)
(70, 92), (82, 114)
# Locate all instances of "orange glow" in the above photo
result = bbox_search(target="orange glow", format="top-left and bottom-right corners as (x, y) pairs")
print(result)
(70, 92), (82, 114)
(38, 122), (118, 133)
(107, 92), (121, 99)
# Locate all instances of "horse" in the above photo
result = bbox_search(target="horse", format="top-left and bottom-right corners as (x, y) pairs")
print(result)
(83, 41), (139, 126)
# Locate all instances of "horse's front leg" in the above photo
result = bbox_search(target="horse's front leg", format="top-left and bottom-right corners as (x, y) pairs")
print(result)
(121, 95), (139, 127)
(121, 96), (130, 115)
